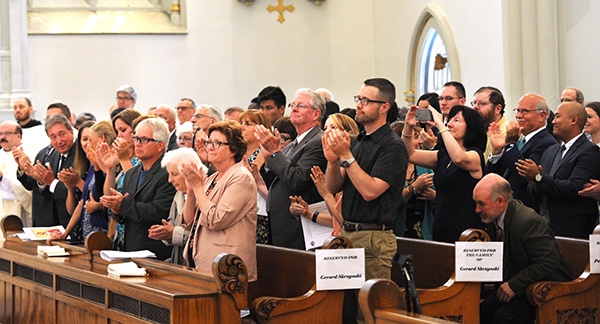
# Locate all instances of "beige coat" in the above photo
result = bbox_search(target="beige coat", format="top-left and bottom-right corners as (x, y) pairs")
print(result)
(183, 162), (258, 281)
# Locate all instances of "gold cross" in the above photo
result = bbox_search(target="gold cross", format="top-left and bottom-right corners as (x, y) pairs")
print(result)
(267, 0), (295, 24)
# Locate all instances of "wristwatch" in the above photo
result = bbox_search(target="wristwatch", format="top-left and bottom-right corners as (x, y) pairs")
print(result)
(535, 173), (543, 182)
(340, 157), (355, 168)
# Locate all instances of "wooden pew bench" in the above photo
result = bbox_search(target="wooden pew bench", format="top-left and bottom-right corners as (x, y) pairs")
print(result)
(526, 225), (600, 324)
(245, 236), (350, 324)
(389, 229), (490, 323)
(0, 215), (248, 324)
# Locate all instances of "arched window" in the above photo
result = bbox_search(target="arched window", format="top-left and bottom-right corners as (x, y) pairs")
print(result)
(405, 4), (460, 105)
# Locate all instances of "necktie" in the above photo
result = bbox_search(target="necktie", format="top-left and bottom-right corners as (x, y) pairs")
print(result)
(59, 155), (67, 171)
(495, 222), (504, 241)
(549, 144), (566, 175)
(517, 137), (526, 150)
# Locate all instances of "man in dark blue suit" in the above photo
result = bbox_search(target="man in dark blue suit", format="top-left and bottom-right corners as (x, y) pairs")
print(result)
(487, 94), (557, 211)
(516, 101), (600, 238)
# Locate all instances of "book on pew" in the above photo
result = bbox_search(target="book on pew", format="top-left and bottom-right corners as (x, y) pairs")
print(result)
(37, 245), (70, 257)
(107, 261), (147, 278)
(21, 226), (66, 241)
(100, 249), (156, 261)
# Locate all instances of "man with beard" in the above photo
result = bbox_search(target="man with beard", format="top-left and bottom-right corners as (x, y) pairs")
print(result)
(472, 86), (507, 158)
(13, 97), (49, 155)
(324, 78), (408, 324)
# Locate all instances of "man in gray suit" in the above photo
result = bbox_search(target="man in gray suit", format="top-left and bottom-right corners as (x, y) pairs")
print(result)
(255, 88), (327, 249)
(101, 118), (176, 260)
(475, 173), (574, 324)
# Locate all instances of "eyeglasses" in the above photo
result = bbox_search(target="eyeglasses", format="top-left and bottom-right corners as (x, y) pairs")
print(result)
(133, 136), (159, 144)
(204, 140), (229, 149)
(280, 135), (292, 142)
(115, 96), (133, 101)
(438, 96), (463, 102)
(471, 100), (491, 107)
(176, 106), (193, 111)
(193, 113), (212, 120)
(178, 136), (193, 142)
(288, 102), (312, 110)
(513, 108), (543, 115)
(0, 132), (18, 136)
(354, 95), (386, 106)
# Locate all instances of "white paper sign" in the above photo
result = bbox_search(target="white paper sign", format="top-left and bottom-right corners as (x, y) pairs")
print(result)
(300, 201), (334, 250)
(455, 242), (503, 282)
(590, 234), (600, 274)
(315, 248), (365, 290)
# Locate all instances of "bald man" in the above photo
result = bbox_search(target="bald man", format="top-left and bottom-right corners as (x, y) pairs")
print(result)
(516, 101), (600, 238)
(475, 173), (573, 324)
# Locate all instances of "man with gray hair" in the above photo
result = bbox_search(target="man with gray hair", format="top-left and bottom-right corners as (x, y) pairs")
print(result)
(100, 117), (176, 260)
(191, 104), (222, 134)
(255, 88), (327, 249)
(115, 85), (137, 109)
(560, 86), (584, 105)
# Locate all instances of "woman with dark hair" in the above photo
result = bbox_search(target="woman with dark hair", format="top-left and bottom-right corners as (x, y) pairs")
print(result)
(584, 101), (600, 145)
(402, 105), (486, 243)
(418, 92), (441, 113)
(180, 120), (258, 281)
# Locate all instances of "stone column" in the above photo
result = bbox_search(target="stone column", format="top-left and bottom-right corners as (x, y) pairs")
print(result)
(0, 0), (30, 117)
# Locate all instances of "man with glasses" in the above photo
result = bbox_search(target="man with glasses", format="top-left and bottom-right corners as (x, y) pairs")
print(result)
(487, 94), (558, 211)
(257, 86), (287, 126)
(115, 85), (137, 109)
(471, 86), (508, 158)
(254, 88), (327, 250)
(559, 86), (584, 105)
(100, 118), (176, 260)
(0, 121), (32, 231)
(439, 81), (467, 124)
(325, 78), (408, 324)
(176, 98), (196, 124)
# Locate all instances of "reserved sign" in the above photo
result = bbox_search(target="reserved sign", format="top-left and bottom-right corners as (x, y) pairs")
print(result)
(315, 248), (365, 290)
(455, 242), (503, 282)
(590, 234), (600, 274)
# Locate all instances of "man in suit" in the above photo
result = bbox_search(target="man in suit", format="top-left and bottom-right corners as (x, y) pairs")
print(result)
(101, 118), (176, 260)
(488, 94), (557, 211)
(475, 173), (574, 324)
(154, 105), (178, 151)
(517, 101), (600, 238)
(325, 78), (408, 324)
(255, 88), (327, 250)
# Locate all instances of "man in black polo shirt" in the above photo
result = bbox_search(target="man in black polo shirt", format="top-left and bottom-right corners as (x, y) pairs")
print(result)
(324, 78), (408, 323)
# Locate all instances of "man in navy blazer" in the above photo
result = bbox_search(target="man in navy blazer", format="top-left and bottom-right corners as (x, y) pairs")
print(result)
(488, 94), (557, 211)
(255, 88), (327, 250)
(102, 118), (176, 260)
(517, 101), (600, 238)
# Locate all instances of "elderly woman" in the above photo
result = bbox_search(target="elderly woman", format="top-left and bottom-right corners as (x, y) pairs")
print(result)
(402, 105), (486, 243)
(176, 121), (194, 148)
(48, 121), (116, 243)
(180, 120), (257, 281)
(147, 148), (207, 265)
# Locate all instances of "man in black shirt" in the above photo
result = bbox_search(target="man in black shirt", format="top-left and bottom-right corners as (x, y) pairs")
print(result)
(324, 78), (408, 323)
(13, 97), (42, 129)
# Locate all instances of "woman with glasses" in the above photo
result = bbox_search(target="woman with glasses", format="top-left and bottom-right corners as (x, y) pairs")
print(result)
(48, 121), (116, 244)
(96, 109), (141, 250)
(239, 110), (272, 244)
(402, 105), (486, 243)
(176, 121), (194, 148)
(180, 120), (257, 281)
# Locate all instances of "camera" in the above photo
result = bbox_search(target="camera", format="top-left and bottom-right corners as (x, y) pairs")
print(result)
(415, 108), (432, 122)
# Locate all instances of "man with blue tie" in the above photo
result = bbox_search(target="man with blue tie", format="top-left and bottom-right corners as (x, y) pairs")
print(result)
(516, 101), (600, 238)
(487, 94), (557, 212)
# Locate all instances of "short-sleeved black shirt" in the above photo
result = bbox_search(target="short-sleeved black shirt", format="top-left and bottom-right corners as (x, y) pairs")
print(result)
(341, 124), (408, 226)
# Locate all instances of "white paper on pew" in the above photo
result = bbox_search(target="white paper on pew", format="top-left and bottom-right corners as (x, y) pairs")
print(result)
(107, 261), (147, 277)
(590, 234), (600, 273)
(315, 248), (365, 290)
(455, 241), (503, 282)
(100, 250), (156, 262)
(300, 201), (333, 250)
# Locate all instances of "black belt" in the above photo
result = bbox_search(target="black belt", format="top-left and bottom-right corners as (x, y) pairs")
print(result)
(343, 221), (391, 232)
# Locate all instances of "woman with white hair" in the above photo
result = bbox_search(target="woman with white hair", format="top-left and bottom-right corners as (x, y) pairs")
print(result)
(147, 147), (207, 265)
(176, 121), (194, 148)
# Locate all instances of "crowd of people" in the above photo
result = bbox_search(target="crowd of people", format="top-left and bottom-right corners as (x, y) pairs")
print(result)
(1, 80), (599, 323)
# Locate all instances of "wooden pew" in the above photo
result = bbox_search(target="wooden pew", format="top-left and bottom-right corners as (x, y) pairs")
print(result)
(390, 229), (490, 323)
(359, 279), (458, 324)
(246, 236), (350, 324)
(0, 215), (248, 324)
(526, 224), (600, 324)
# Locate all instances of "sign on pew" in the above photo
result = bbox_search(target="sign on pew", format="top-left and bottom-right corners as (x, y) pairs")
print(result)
(591, 234), (600, 273)
(455, 241), (503, 281)
(315, 248), (365, 290)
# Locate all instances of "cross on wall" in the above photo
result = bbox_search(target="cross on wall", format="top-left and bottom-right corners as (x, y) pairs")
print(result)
(267, 0), (295, 23)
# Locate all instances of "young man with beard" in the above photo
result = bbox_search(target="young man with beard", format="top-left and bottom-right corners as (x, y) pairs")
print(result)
(471, 86), (507, 158)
